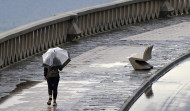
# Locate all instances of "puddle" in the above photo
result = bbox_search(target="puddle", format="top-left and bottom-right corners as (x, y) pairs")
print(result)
(89, 62), (128, 68)
(0, 95), (27, 109)
(113, 80), (124, 83)
(73, 71), (81, 74)
(60, 80), (100, 84)
(63, 102), (76, 105)
(0, 81), (40, 109)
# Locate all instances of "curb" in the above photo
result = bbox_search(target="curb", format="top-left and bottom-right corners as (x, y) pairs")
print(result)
(119, 51), (190, 111)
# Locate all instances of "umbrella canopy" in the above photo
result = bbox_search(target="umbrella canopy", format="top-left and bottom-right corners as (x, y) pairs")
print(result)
(42, 47), (71, 69)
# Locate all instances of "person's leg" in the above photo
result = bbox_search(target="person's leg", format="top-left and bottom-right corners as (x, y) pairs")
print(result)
(52, 77), (59, 105)
(47, 78), (53, 105)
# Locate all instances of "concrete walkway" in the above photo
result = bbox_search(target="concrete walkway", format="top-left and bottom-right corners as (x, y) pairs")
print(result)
(0, 46), (148, 111)
(1, 15), (190, 111)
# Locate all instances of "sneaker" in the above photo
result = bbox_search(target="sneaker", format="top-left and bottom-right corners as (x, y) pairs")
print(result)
(47, 98), (52, 105)
(53, 102), (57, 106)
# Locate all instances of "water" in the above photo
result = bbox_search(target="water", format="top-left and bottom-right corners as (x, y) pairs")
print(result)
(0, 0), (116, 33)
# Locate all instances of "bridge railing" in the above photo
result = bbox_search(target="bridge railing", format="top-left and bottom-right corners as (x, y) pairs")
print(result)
(0, 0), (189, 69)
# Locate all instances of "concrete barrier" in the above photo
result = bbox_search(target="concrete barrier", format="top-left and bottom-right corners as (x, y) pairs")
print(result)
(0, 0), (189, 68)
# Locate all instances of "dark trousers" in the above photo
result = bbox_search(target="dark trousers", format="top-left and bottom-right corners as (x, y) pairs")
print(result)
(47, 77), (59, 100)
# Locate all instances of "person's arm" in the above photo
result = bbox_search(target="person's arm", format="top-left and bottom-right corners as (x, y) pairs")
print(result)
(44, 68), (48, 80)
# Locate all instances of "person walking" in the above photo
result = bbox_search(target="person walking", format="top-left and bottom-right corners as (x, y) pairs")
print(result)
(42, 47), (71, 106)
(44, 67), (62, 106)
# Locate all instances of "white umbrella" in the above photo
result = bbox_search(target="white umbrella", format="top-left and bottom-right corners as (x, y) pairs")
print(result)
(42, 47), (71, 69)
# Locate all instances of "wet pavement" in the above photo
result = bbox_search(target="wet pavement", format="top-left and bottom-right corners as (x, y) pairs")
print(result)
(129, 57), (190, 111)
(1, 15), (190, 110)
(0, 81), (100, 111)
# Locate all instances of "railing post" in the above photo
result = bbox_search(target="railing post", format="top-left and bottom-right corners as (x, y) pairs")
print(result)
(160, 0), (174, 17)
(67, 14), (82, 41)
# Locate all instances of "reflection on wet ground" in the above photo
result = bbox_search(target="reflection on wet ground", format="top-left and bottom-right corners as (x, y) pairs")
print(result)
(144, 85), (154, 99)
(0, 80), (100, 111)
(130, 57), (190, 111)
(0, 81), (40, 108)
(90, 62), (129, 68)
